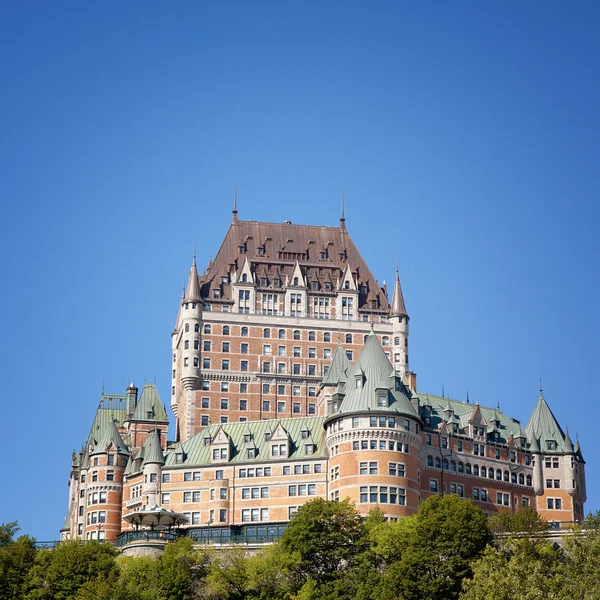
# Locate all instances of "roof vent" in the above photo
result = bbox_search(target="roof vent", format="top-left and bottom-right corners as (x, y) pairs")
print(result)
(284, 220), (292, 225)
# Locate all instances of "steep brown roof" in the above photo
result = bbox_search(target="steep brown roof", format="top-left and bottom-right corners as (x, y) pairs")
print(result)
(390, 267), (408, 317)
(198, 219), (391, 312)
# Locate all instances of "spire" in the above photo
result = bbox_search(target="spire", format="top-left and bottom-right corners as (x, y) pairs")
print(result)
(340, 189), (347, 233)
(184, 251), (200, 302)
(232, 182), (239, 224)
(390, 260), (408, 317)
(466, 390), (470, 404)
(564, 427), (573, 452)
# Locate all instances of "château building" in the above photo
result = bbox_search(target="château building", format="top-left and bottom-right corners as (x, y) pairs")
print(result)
(62, 206), (587, 544)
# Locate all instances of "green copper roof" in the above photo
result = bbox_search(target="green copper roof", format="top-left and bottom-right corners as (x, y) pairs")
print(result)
(322, 343), (350, 387)
(86, 394), (128, 448)
(132, 384), (168, 423)
(142, 429), (165, 466)
(525, 392), (571, 453)
(416, 393), (527, 444)
(329, 331), (417, 420)
(164, 417), (326, 467)
(91, 419), (129, 456)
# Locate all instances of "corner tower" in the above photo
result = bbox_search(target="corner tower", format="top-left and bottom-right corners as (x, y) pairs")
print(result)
(389, 262), (410, 379)
(324, 331), (422, 517)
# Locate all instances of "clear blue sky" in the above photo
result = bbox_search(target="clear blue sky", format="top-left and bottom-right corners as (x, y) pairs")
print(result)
(1, 2), (598, 540)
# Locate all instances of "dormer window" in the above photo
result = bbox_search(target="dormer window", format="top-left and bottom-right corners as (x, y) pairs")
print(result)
(239, 245), (246, 254)
(325, 282), (331, 291)
(222, 276), (228, 285)
(452, 424), (458, 434)
(213, 290), (220, 298)
(546, 440), (557, 450)
(320, 251), (327, 260)
(274, 278), (280, 287)
(261, 278), (268, 286)
(247, 448), (256, 459)
(305, 444), (314, 455)
(265, 432), (271, 441)
(344, 281), (350, 289)
(301, 429), (309, 439)
(258, 246), (265, 256)
(312, 281), (318, 290)
(377, 395), (387, 407)
(241, 274), (248, 283)
(244, 433), (252, 443)
(175, 453), (184, 464)
(293, 277), (299, 286)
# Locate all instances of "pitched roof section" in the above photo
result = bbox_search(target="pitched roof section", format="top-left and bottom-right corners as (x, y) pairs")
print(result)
(330, 331), (417, 419)
(322, 343), (351, 387)
(132, 384), (168, 423)
(86, 394), (128, 448)
(164, 417), (326, 467)
(91, 419), (129, 456)
(198, 218), (391, 312)
(390, 265), (408, 317)
(415, 392), (527, 444)
(525, 391), (571, 453)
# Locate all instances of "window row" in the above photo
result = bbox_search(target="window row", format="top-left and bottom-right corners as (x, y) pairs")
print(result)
(283, 464), (323, 475)
(359, 486), (406, 505)
(425, 456), (532, 486)
(87, 491), (107, 505)
(86, 511), (106, 525)
(241, 508), (270, 522)
(289, 484), (317, 496)
(352, 440), (410, 453)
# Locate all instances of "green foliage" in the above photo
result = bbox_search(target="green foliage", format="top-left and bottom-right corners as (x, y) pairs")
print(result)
(0, 522), (20, 545)
(0, 535), (37, 600)
(489, 506), (549, 536)
(278, 498), (367, 590)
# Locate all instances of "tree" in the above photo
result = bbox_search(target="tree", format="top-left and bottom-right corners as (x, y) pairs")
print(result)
(157, 537), (209, 600)
(277, 498), (367, 590)
(377, 495), (492, 600)
(489, 506), (549, 536)
(0, 522), (20, 545)
(460, 538), (565, 600)
(0, 535), (37, 600)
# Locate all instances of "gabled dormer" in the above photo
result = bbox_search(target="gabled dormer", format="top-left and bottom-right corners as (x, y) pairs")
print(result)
(269, 421), (290, 458)
(339, 264), (357, 291)
(299, 422), (316, 456)
(468, 404), (487, 439)
(242, 426), (258, 460)
(210, 426), (231, 463)
(237, 258), (255, 285)
(289, 260), (306, 288)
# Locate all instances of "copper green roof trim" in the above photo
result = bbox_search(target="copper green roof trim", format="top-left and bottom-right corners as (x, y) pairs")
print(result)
(525, 391), (571, 453)
(327, 331), (417, 421)
(164, 417), (326, 467)
(142, 429), (165, 466)
(132, 384), (168, 423)
(86, 394), (128, 448)
(322, 343), (351, 387)
(91, 419), (129, 456)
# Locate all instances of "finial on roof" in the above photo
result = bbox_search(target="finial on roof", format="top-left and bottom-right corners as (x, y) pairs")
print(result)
(102, 377), (105, 395)
(497, 400), (500, 410)
(232, 182), (239, 224)
(340, 189), (347, 232)
(466, 390), (470, 404)
(540, 378), (543, 393)
(442, 384), (445, 398)
(193, 241), (196, 266)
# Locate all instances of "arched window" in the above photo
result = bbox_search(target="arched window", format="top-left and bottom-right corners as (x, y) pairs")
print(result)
(458, 461), (464, 473)
(382, 336), (389, 346)
(278, 329), (285, 339)
(263, 328), (271, 338)
(324, 332), (331, 342)
(427, 455), (433, 467)
(394, 337), (400, 345)
(293, 330), (300, 340)
(293, 277), (299, 286)
(223, 326), (230, 336)
(526, 475), (532, 486)
(465, 463), (471, 474)
(519, 473), (525, 485)
(481, 466), (486, 478)
(185, 324), (189, 332)
(504, 470), (510, 482)
(435, 457), (441, 469)
(473, 465), (479, 476)
(450, 460), (456, 472)
(345, 333), (352, 344)
(489, 469), (495, 480)
(204, 324), (211, 334)
(309, 331), (315, 341)
(194, 324), (199, 332)
(442, 458), (448, 471)
(511, 473), (517, 483)
(496, 469), (502, 481)
(241, 273), (247, 283)
(241, 327), (248, 337)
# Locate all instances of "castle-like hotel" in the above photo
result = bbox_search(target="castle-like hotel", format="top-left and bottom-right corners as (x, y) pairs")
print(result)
(62, 206), (587, 543)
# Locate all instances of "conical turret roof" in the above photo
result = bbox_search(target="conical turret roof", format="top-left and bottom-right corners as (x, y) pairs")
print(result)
(525, 390), (570, 453)
(322, 343), (351, 387)
(91, 419), (129, 456)
(142, 429), (165, 466)
(184, 255), (200, 302)
(390, 264), (408, 318)
(327, 330), (417, 420)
